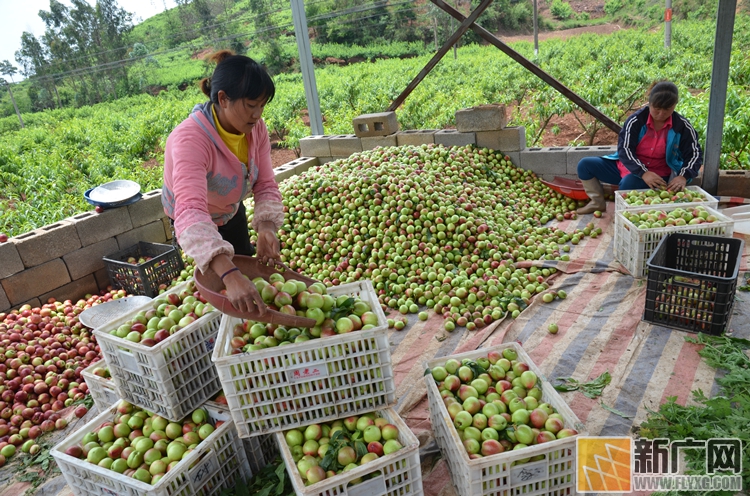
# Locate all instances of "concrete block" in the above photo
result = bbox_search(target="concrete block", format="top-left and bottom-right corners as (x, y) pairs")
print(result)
(718, 170), (750, 198)
(434, 130), (476, 148)
(94, 268), (111, 291)
(361, 135), (398, 150)
(0, 241), (24, 279)
(396, 130), (437, 147)
(292, 157), (319, 174)
(352, 112), (399, 137)
(115, 221), (168, 251)
(0, 286), (9, 313)
(455, 105), (507, 132)
(63, 238), (119, 281)
(163, 217), (173, 240)
(1, 259), (71, 306)
(503, 151), (521, 168)
(476, 127), (526, 152)
(13, 220), (81, 268)
(40, 274), (99, 307)
(519, 147), (570, 177)
(274, 163), (297, 183)
(128, 190), (166, 228)
(70, 208), (133, 247)
(299, 135), (332, 158)
(328, 134), (363, 157)
(566, 145), (617, 175)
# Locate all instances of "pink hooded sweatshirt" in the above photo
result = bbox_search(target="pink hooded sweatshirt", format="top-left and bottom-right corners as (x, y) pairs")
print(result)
(162, 101), (284, 273)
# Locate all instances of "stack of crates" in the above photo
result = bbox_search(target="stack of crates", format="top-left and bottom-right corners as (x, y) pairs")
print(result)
(57, 281), (254, 495)
(211, 279), (424, 496)
(613, 188), (733, 278)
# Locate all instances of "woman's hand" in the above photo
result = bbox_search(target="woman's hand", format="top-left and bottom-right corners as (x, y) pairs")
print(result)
(642, 171), (667, 190)
(223, 270), (267, 316)
(209, 253), (266, 315)
(256, 221), (281, 266)
(667, 175), (687, 192)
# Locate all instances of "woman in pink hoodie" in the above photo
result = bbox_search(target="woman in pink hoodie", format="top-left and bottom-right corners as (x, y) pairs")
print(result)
(163, 50), (282, 315)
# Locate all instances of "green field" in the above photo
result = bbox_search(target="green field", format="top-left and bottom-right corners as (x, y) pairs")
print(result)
(2, 18), (750, 237)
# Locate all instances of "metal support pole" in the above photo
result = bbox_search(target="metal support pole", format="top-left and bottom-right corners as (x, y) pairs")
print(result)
(290, 0), (324, 135)
(432, 0), (622, 133)
(533, 0), (539, 56)
(664, 0), (672, 48)
(702, 0), (736, 194)
(388, 0), (494, 112)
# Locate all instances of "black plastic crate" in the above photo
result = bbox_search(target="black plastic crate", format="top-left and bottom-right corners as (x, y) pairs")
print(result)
(103, 241), (184, 297)
(643, 233), (744, 335)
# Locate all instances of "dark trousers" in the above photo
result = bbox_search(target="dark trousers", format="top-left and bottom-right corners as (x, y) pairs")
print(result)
(577, 156), (671, 189)
(170, 202), (255, 256)
(218, 202), (256, 256)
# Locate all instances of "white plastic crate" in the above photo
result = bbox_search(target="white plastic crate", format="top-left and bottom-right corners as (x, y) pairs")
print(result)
(92, 295), (222, 422)
(424, 343), (586, 496)
(276, 407), (423, 496)
(614, 204), (734, 278)
(51, 400), (252, 496)
(204, 400), (278, 474)
(81, 360), (120, 412)
(614, 185), (718, 212)
(211, 280), (395, 438)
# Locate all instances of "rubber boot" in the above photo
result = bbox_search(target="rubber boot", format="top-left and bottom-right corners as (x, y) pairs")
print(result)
(576, 178), (606, 214)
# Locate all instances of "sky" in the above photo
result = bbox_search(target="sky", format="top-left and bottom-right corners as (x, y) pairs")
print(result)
(0, 0), (176, 78)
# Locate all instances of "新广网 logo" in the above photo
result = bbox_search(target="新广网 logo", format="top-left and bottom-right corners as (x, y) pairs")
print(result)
(577, 437), (743, 493)
(577, 436), (632, 492)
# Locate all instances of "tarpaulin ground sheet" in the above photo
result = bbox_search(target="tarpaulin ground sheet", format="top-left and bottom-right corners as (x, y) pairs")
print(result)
(383, 203), (750, 496)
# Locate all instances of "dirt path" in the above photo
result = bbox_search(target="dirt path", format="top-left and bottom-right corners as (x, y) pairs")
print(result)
(497, 22), (624, 44)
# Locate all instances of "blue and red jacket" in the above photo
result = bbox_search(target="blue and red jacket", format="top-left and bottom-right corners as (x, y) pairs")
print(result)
(604, 106), (703, 179)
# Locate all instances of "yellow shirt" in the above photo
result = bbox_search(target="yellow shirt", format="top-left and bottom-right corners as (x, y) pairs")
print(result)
(212, 104), (249, 166)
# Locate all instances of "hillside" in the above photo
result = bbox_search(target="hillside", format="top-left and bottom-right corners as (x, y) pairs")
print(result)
(0, 0), (722, 120)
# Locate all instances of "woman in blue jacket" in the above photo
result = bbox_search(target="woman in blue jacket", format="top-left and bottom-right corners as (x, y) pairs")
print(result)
(576, 81), (703, 214)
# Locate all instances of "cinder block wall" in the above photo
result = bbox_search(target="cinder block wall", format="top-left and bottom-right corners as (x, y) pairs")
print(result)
(0, 157), (324, 314)
(301, 129), (616, 182)
(0, 190), (170, 313)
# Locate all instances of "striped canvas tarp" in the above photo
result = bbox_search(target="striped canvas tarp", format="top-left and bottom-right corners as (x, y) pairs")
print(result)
(382, 202), (749, 496)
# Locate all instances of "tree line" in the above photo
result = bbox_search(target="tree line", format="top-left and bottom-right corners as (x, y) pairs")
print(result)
(1, 0), (543, 118)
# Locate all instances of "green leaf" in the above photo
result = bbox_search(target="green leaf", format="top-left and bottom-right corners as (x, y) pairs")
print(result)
(320, 450), (336, 471)
(355, 440), (368, 458)
(330, 297), (355, 321)
(467, 361), (487, 377)
(554, 371), (610, 398)
(275, 478), (285, 495)
(236, 479), (250, 496)
(600, 402), (633, 418)
(424, 368), (432, 377)
(274, 462), (286, 482)
(554, 382), (581, 393)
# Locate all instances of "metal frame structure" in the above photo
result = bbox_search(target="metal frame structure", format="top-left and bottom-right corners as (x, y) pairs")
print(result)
(290, 0), (737, 194)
